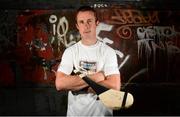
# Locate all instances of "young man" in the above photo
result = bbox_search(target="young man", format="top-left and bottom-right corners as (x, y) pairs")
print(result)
(55, 6), (121, 116)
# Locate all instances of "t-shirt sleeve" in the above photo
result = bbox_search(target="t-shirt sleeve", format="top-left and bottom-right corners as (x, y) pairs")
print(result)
(57, 48), (73, 75)
(103, 47), (120, 76)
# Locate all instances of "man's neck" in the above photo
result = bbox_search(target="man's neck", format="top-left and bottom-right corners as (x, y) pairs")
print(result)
(81, 38), (97, 46)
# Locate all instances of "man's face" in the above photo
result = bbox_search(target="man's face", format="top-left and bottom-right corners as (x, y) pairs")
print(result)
(76, 11), (98, 40)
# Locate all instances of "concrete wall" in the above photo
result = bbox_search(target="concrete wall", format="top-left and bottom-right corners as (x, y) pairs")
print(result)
(0, 0), (180, 115)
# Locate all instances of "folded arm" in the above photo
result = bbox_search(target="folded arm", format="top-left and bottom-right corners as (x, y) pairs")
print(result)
(55, 71), (105, 91)
(87, 73), (121, 94)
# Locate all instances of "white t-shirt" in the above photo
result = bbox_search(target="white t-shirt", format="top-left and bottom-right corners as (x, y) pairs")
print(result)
(57, 40), (120, 116)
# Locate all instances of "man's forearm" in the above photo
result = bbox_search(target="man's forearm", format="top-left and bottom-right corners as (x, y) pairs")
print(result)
(56, 72), (88, 91)
(98, 74), (121, 90)
(87, 74), (121, 93)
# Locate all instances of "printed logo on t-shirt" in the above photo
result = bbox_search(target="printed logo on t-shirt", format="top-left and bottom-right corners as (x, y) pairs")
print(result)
(79, 61), (97, 72)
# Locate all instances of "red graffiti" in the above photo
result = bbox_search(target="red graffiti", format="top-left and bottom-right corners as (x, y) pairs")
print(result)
(16, 10), (57, 84)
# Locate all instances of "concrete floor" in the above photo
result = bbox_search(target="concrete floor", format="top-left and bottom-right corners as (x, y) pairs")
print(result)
(0, 83), (180, 116)
(0, 85), (67, 115)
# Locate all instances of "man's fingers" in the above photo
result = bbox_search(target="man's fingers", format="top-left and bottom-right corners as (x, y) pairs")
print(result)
(87, 87), (96, 94)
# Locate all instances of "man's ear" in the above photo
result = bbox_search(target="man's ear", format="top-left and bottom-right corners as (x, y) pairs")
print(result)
(76, 23), (79, 30)
(96, 20), (99, 26)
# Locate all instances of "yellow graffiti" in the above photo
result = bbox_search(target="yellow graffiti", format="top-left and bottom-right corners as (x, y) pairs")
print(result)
(107, 9), (160, 39)
(110, 9), (160, 25)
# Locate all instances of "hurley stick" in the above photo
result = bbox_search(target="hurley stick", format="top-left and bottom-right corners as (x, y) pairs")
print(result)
(74, 70), (134, 110)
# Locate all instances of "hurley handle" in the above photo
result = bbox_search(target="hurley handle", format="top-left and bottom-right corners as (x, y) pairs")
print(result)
(82, 76), (109, 95)
(73, 70), (109, 95)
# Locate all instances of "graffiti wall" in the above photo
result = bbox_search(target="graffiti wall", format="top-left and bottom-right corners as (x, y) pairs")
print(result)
(0, 1), (180, 115)
(0, 7), (180, 87)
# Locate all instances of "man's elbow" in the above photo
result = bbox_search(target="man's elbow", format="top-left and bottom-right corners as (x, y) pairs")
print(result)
(114, 79), (121, 90)
(108, 74), (121, 90)
(55, 78), (66, 91)
(114, 84), (120, 91)
(55, 72), (66, 91)
(55, 81), (63, 91)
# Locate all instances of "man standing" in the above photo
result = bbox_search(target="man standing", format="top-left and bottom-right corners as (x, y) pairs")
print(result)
(56, 6), (121, 116)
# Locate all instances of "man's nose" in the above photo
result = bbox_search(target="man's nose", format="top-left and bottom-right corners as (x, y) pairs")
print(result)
(84, 22), (90, 28)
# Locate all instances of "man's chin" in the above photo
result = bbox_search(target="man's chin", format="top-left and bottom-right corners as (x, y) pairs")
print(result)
(83, 33), (91, 37)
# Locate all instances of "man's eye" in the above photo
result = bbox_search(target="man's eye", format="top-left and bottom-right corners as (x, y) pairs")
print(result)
(79, 21), (84, 24)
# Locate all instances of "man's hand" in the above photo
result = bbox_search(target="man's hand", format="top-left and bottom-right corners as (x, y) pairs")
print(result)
(87, 71), (105, 83)
(87, 87), (96, 94)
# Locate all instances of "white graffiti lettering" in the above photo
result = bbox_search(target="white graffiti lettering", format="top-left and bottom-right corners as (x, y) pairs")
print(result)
(137, 26), (176, 40)
(137, 25), (180, 68)
(96, 22), (130, 69)
(49, 15), (77, 50)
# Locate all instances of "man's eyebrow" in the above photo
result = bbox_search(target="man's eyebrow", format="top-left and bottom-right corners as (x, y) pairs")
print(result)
(87, 19), (93, 21)
(77, 18), (95, 23)
(78, 20), (84, 23)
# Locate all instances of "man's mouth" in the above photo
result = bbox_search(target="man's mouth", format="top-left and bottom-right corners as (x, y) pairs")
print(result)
(84, 31), (91, 33)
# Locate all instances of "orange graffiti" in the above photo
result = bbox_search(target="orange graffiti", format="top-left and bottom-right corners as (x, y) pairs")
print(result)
(109, 9), (160, 25)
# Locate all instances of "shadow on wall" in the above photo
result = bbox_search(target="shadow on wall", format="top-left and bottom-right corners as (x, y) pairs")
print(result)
(0, 86), (68, 115)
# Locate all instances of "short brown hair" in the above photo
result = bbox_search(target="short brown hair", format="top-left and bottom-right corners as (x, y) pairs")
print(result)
(75, 6), (98, 23)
